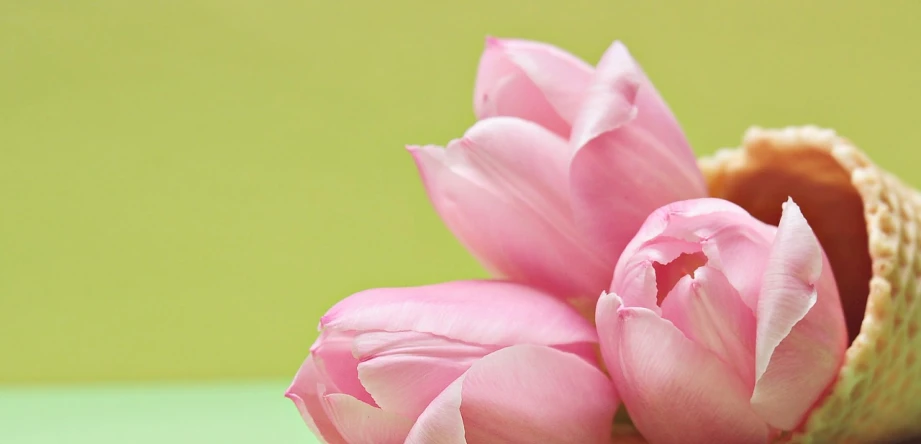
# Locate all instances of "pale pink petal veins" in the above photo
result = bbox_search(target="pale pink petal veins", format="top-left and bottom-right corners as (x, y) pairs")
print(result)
(404, 376), (466, 444)
(612, 260), (660, 312)
(285, 356), (347, 444)
(697, 219), (775, 311)
(570, 42), (707, 266)
(608, 200), (737, 310)
(619, 198), (751, 260)
(354, 330), (498, 419)
(610, 198), (765, 309)
(612, 307), (769, 444)
(322, 393), (414, 444)
(754, 199), (821, 380)
(630, 204), (775, 310)
(613, 234), (703, 310)
(408, 345), (618, 444)
(408, 117), (611, 300)
(322, 280), (598, 351)
(310, 330), (375, 406)
(474, 37), (593, 137)
(752, 198), (847, 430)
(660, 267), (757, 389)
(595, 291), (624, 377)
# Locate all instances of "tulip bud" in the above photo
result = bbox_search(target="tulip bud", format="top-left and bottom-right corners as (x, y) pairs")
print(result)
(287, 280), (618, 443)
(596, 198), (848, 443)
(410, 40), (705, 308)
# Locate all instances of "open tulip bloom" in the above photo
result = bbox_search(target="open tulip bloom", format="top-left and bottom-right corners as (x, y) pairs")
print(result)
(408, 38), (706, 315)
(596, 198), (846, 443)
(288, 36), (921, 443)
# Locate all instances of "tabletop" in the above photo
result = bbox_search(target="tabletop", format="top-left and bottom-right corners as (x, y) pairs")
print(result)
(0, 381), (319, 443)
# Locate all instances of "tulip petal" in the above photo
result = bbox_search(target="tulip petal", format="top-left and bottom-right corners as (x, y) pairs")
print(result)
(407, 345), (618, 444)
(611, 198), (772, 310)
(285, 356), (347, 444)
(752, 199), (847, 430)
(354, 330), (497, 419)
(612, 307), (768, 444)
(322, 280), (597, 351)
(623, 198), (751, 254)
(595, 291), (624, 376)
(404, 376), (466, 444)
(755, 199), (820, 380)
(310, 330), (375, 406)
(660, 266), (757, 388)
(651, 207), (775, 310)
(613, 259), (660, 312)
(750, 319), (844, 431)
(474, 37), (593, 136)
(570, 42), (707, 265)
(408, 117), (610, 300)
(698, 221), (774, 310)
(614, 235), (704, 310)
(322, 393), (414, 444)
(650, 250), (708, 304)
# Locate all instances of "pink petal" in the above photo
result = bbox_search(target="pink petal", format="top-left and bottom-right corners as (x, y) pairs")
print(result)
(474, 37), (594, 137)
(408, 117), (611, 300)
(621, 198), (751, 255)
(322, 279), (597, 351)
(658, 208), (774, 245)
(651, 251), (708, 304)
(285, 356), (347, 444)
(754, 199), (821, 379)
(570, 42), (707, 266)
(595, 291), (624, 376)
(613, 234), (705, 310)
(698, 220), (775, 311)
(354, 330), (498, 419)
(611, 198), (767, 309)
(660, 266), (757, 389)
(752, 199), (848, 430)
(404, 377), (465, 444)
(407, 345), (618, 444)
(322, 393), (414, 444)
(612, 259), (660, 312)
(612, 307), (768, 444)
(646, 206), (775, 310)
(310, 330), (375, 406)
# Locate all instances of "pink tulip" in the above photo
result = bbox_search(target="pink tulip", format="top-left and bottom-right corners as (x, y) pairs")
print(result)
(596, 198), (848, 443)
(409, 39), (706, 308)
(286, 280), (618, 444)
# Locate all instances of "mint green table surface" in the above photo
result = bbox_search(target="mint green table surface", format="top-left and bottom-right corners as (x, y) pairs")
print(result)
(0, 381), (319, 443)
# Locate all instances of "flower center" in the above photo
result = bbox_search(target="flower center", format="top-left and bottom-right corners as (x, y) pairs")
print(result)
(652, 252), (708, 305)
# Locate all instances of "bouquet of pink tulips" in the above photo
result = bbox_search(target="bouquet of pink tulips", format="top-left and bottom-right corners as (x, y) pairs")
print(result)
(286, 38), (921, 444)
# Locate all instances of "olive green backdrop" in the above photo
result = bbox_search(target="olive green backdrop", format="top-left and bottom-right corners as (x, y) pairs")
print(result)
(2, 1), (919, 384)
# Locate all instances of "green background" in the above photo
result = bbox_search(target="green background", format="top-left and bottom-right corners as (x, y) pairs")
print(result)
(1, 0), (919, 441)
